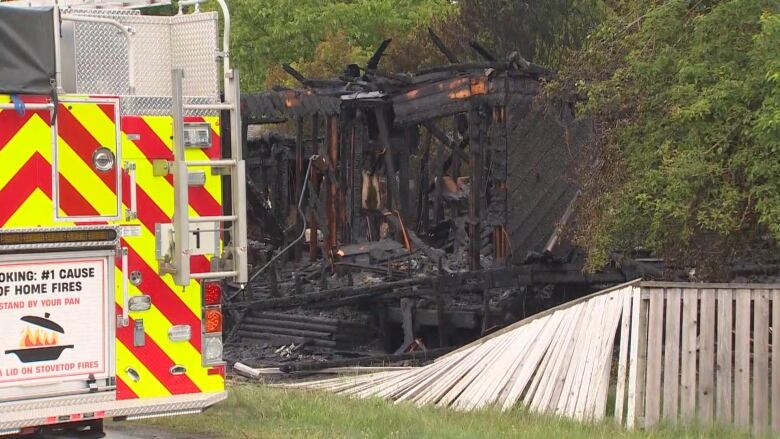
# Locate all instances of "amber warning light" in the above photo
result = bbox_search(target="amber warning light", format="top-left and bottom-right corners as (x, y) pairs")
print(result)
(0, 229), (117, 246)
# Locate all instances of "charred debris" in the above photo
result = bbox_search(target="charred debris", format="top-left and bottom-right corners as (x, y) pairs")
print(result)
(223, 34), (659, 369)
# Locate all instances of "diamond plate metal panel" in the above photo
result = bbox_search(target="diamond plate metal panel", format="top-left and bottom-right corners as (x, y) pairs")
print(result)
(0, 391), (227, 430)
(69, 9), (137, 96)
(65, 10), (220, 115)
(122, 96), (219, 117)
(3, 0), (171, 8)
(171, 13), (219, 99)
(125, 15), (173, 97)
(0, 392), (114, 414)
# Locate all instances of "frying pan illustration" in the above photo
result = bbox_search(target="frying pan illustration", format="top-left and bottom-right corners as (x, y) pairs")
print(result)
(5, 313), (74, 363)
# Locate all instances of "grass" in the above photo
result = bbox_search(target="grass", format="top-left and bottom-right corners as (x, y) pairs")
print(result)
(141, 384), (750, 439)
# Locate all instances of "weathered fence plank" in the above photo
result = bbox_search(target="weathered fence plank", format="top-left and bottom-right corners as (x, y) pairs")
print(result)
(614, 290), (632, 424)
(715, 288), (733, 425)
(680, 288), (698, 420)
(287, 282), (780, 435)
(662, 287), (681, 422)
(626, 286), (641, 428)
(734, 289), (751, 428)
(644, 288), (664, 427)
(753, 289), (769, 435)
(698, 289), (715, 423)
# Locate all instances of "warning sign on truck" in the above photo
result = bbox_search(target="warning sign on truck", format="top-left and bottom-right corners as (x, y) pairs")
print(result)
(0, 258), (107, 385)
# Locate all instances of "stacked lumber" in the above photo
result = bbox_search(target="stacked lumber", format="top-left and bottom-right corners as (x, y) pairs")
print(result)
(279, 282), (635, 421)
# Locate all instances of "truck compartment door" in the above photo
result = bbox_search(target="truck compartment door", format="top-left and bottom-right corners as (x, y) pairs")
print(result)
(54, 99), (121, 221)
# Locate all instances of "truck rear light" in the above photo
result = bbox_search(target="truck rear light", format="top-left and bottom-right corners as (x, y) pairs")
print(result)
(204, 308), (222, 333)
(128, 295), (152, 312)
(202, 334), (223, 364)
(203, 282), (222, 306)
(168, 325), (192, 342)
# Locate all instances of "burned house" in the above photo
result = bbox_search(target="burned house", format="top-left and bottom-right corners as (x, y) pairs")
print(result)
(225, 37), (652, 363)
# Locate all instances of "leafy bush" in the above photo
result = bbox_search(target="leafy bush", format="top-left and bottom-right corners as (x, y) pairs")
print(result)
(553, 1), (780, 276)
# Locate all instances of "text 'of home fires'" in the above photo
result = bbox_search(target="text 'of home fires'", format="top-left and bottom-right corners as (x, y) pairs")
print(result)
(0, 268), (95, 297)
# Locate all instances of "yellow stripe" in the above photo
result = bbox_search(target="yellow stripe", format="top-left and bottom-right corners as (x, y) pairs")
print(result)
(67, 101), (116, 148)
(2, 98), (225, 397)
(58, 102), (118, 217)
(198, 117), (223, 204)
(56, 135), (118, 216)
(4, 189), (59, 227)
(140, 116), (222, 204)
(0, 113), (51, 188)
(120, 134), (202, 220)
(113, 269), (223, 392)
(116, 341), (171, 398)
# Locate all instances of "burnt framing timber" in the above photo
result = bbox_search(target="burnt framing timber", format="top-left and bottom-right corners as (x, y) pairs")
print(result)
(233, 40), (642, 356)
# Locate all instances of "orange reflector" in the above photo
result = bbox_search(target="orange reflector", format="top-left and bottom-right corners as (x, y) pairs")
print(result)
(204, 308), (222, 333)
(208, 365), (225, 376)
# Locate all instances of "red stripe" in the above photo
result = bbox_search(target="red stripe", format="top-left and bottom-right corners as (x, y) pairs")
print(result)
(0, 153), (99, 226)
(121, 170), (170, 228)
(115, 377), (138, 401)
(55, 105), (117, 193)
(116, 307), (202, 395)
(0, 154), (46, 226)
(121, 116), (173, 160)
(120, 116), (222, 217)
(96, 103), (116, 122)
(117, 240), (202, 352)
(119, 170), (212, 278)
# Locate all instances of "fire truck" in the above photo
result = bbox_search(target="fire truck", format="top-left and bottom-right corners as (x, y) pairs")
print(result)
(0, 0), (247, 436)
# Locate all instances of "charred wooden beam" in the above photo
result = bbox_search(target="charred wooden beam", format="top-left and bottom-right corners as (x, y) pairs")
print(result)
(237, 331), (338, 348)
(294, 117), (304, 262)
(366, 38), (393, 71)
(325, 115), (339, 258)
(468, 104), (485, 270)
(375, 106), (399, 211)
(427, 28), (460, 64)
(399, 126), (416, 223)
(468, 41), (497, 62)
(282, 63), (307, 85)
(421, 120), (469, 162)
(228, 263), (642, 311)
(278, 347), (453, 373)
(416, 130), (433, 232)
(309, 113), (320, 263)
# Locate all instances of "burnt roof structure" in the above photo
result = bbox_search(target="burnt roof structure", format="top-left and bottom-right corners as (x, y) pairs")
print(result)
(226, 36), (638, 360)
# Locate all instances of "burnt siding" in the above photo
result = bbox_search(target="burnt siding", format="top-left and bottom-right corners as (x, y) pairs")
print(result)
(507, 99), (592, 262)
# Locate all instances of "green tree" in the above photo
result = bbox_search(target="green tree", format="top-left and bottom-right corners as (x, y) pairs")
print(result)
(552, 1), (780, 276)
(220, 0), (453, 90)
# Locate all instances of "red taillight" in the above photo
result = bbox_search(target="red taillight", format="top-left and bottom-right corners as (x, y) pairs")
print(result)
(204, 308), (222, 333)
(203, 282), (222, 306)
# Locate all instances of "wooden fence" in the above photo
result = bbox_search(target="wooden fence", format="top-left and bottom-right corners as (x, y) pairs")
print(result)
(283, 280), (780, 435)
(617, 282), (780, 435)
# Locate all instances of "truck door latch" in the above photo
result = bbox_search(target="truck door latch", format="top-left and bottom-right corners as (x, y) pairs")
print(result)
(134, 319), (145, 347)
(87, 374), (98, 393)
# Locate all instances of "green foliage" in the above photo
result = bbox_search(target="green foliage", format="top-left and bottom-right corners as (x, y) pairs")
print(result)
(448, 0), (606, 68)
(220, 0), (454, 90)
(386, 0), (605, 73)
(554, 1), (780, 275)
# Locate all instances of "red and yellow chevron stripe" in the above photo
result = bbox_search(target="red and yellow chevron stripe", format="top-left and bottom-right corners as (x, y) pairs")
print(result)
(0, 94), (225, 401)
